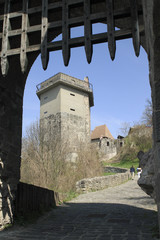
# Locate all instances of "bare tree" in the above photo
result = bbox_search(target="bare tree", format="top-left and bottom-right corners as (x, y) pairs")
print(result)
(21, 120), (103, 193)
(119, 122), (131, 137)
(21, 120), (69, 189)
(141, 99), (152, 127)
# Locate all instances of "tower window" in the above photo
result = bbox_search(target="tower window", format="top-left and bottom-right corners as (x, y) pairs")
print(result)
(107, 142), (110, 146)
(70, 108), (75, 111)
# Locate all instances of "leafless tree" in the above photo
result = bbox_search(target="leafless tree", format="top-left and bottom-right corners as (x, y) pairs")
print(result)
(141, 99), (152, 127)
(21, 120), (103, 193)
(119, 122), (131, 137)
(21, 120), (69, 189)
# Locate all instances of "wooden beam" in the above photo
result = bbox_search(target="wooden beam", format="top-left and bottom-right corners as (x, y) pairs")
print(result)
(1, 0), (10, 76)
(41, 0), (49, 70)
(0, 9), (143, 39)
(62, 0), (70, 66)
(84, 0), (93, 63)
(129, 0), (140, 57)
(0, 2), (62, 20)
(20, 0), (29, 73)
(0, 28), (139, 57)
(106, 0), (116, 60)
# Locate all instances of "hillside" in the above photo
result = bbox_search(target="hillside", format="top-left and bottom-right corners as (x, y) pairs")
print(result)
(103, 124), (153, 170)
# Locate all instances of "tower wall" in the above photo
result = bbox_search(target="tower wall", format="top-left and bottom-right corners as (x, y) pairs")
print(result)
(37, 73), (94, 151)
(40, 85), (61, 119)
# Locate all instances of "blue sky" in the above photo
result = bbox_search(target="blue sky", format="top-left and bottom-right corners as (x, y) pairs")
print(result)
(23, 24), (151, 138)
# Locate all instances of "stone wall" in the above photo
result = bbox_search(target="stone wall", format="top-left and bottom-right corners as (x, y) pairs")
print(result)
(41, 111), (90, 147)
(76, 168), (130, 193)
(61, 112), (90, 144)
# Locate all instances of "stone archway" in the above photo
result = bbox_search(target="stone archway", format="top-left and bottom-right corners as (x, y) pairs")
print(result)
(0, 0), (160, 231)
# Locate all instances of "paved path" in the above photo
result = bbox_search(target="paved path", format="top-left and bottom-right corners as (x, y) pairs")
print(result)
(0, 176), (159, 240)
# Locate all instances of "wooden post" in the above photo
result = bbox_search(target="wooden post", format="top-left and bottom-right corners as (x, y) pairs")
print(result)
(129, 0), (140, 57)
(20, 0), (29, 73)
(1, 0), (10, 76)
(84, 0), (93, 63)
(41, 0), (49, 70)
(106, 0), (116, 60)
(62, 0), (70, 66)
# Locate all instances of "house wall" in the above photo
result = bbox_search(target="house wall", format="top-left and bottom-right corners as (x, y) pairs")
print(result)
(91, 138), (117, 160)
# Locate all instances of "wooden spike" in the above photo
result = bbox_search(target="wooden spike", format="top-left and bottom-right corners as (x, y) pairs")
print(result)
(41, 0), (49, 70)
(62, 0), (70, 66)
(129, 0), (140, 57)
(84, 0), (93, 63)
(20, 0), (29, 73)
(1, 0), (10, 76)
(106, 0), (116, 60)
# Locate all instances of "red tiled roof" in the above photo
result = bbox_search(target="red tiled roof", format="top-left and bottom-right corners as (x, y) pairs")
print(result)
(91, 124), (114, 140)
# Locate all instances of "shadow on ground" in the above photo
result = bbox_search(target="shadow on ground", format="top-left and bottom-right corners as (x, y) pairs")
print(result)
(0, 202), (159, 239)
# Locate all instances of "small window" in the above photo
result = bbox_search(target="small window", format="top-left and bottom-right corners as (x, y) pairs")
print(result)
(70, 108), (75, 111)
(44, 96), (48, 100)
(70, 93), (75, 96)
(107, 142), (110, 146)
(44, 111), (48, 114)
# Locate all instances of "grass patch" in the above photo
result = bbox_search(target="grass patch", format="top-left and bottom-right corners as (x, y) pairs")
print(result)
(103, 157), (139, 171)
(63, 191), (79, 202)
(109, 158), (139, 170)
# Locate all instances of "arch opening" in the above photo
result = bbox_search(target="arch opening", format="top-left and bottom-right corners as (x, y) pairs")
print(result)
(21, 23), (151, 202)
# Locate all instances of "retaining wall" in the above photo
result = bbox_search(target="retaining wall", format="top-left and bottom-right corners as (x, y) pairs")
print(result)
(76, 167), (130, 193)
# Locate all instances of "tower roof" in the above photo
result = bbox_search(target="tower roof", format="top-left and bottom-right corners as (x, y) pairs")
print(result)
(91, 124), (114, 140)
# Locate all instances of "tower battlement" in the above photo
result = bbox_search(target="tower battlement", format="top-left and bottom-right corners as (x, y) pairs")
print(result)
(36, 72), (94, 107)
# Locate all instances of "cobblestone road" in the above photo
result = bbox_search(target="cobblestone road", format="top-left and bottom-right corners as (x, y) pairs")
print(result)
(0, 176), (159, 240)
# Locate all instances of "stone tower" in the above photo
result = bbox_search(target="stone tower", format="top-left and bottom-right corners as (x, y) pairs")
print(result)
(36, 73), (94, 148)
